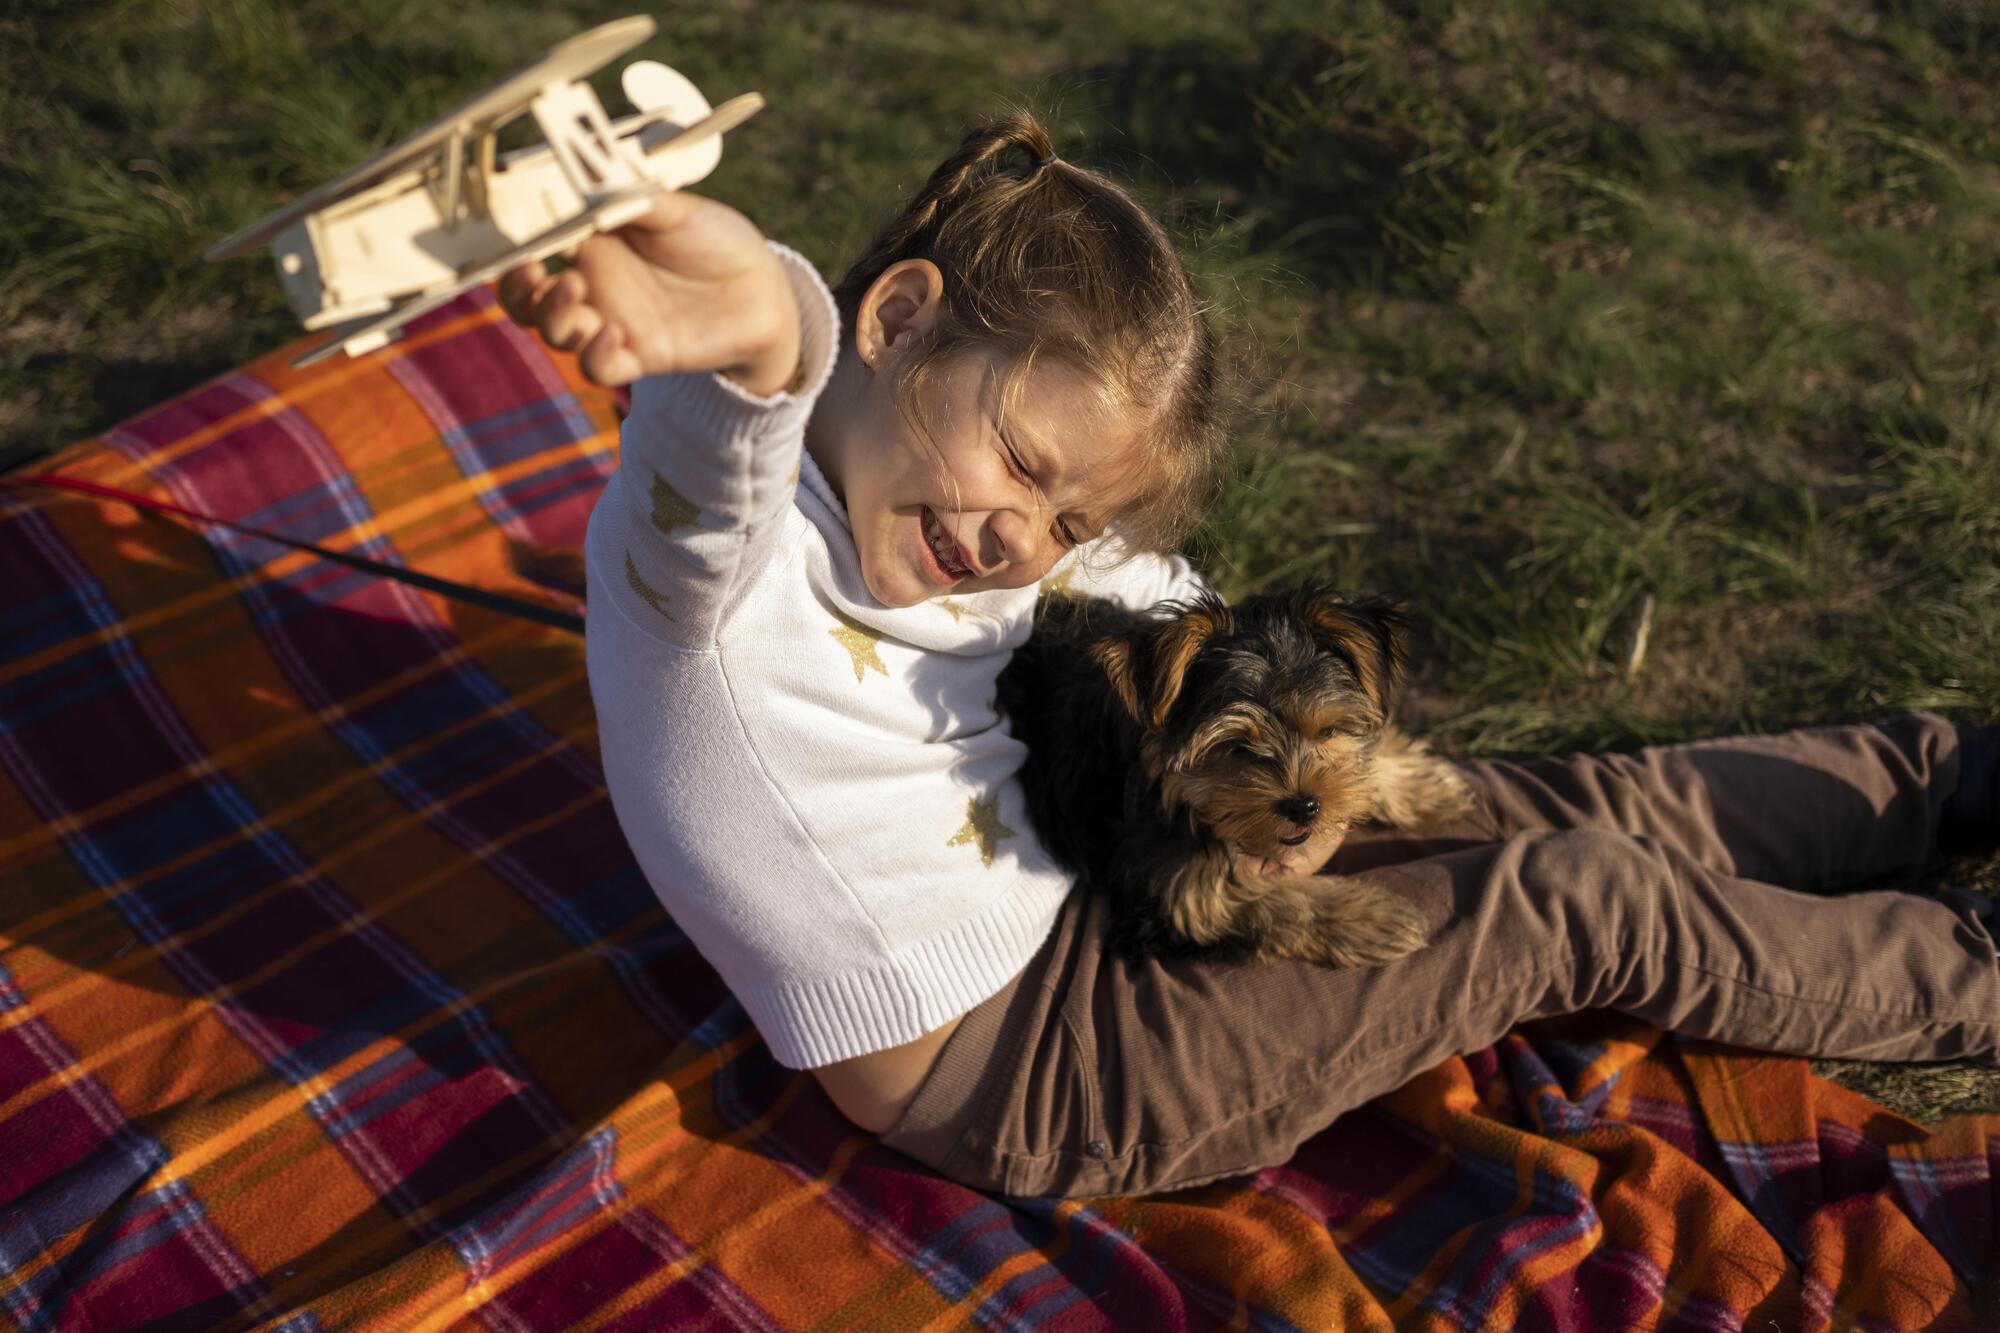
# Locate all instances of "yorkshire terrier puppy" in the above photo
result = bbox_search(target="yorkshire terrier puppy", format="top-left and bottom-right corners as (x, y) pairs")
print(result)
(997, 581), (1474, 968)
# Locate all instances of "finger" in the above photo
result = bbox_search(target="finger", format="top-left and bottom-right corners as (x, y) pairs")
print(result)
(612, 189), (706, 236)
(578, 319), (644, 387)
(512, 270), (563, 333)
(560, 304), (605, 355)
(496, 259), (549, 325)
(611, 191), (766, 279)
(537, 269), (594, 350)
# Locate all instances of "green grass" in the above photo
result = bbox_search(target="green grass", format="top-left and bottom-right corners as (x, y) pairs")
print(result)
(6, 0), (1998, 1118)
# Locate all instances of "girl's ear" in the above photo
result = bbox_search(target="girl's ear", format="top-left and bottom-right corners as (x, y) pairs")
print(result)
(856, 259), (945, 367)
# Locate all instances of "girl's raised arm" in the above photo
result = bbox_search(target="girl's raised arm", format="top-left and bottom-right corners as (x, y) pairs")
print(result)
(499, 193), (841, 651)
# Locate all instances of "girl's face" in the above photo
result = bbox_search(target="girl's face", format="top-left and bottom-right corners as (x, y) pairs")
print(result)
(808, 271), (1143, 609)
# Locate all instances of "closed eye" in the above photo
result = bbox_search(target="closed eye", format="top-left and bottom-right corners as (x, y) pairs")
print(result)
(999, 442), (1082, 548)
(999, 441), (1033, 486)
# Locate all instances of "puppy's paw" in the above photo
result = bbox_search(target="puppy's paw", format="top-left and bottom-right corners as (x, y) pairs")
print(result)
(1281, 879), (1430, 968)
(1370, 729), (1476, 834)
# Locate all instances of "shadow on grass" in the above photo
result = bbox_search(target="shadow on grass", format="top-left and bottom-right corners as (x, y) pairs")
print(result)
(1069, 31), (1485, 297)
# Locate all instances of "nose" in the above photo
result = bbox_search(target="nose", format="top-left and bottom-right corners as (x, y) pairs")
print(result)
(984, 508), (1048, 572)
(1275, 795), (1320, 826)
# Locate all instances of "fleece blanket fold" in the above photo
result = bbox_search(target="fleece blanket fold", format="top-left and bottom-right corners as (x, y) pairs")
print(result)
(1, 289), (1993, 1331)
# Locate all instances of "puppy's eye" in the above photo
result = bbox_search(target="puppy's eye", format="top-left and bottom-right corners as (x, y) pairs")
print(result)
(1230, 743), (1258, 759)
(1317, 726), (1338, 741)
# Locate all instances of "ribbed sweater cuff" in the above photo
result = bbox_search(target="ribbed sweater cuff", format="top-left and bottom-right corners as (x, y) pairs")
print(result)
(623, 239), (840, 462)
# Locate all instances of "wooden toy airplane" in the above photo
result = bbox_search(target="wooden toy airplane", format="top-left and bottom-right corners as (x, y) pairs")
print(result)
(205, 15), (762, 368)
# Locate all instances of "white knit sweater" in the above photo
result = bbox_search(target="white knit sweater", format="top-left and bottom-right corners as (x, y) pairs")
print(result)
(583, 243), (1208, 1067)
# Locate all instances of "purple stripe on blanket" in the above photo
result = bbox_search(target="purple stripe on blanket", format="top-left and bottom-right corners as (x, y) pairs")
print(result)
(0, 583), (99, 661)
(1717, 1137), (1815, 1264)
(53, 1179), (258, 1331)
(453, 1128), (624, 1284)
(389, 305), (607, 548)
(1889, 1147), (1994, 1290)
(0, 518), (197, 809)
(109, 374), (344, 530)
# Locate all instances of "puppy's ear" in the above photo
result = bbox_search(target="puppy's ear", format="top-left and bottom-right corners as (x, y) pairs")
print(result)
(1301, 587), (1409, 709)
(1088, 636), (1147, 725)
(1089, 599), (1231, 730)
(1141, 606), (1230, 728)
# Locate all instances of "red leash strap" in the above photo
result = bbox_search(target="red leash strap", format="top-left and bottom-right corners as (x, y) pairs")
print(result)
(0, 473), (585, 635)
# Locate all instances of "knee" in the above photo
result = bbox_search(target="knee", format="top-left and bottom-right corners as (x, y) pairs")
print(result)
(1507, 828), (1679, 922)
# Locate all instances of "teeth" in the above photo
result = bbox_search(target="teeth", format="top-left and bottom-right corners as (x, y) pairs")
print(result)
(925, 511), (966, 575)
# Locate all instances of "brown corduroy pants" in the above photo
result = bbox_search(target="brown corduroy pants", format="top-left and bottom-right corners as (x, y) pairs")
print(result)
(877, 713), (2000, 1199)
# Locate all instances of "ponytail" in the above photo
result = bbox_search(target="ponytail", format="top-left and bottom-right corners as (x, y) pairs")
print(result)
(871, 117), (1060, 258)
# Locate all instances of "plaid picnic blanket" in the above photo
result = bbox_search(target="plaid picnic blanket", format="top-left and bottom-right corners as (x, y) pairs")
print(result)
(1, 289), (1993, 1331)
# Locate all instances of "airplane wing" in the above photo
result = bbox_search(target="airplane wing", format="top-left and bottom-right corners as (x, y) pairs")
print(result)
(207, 15), (658, 262)
(289, 180), (661, 368)
(633, 91), (766, 156)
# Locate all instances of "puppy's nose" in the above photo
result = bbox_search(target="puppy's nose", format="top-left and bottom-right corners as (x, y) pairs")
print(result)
(1275, 794), (1320, 825)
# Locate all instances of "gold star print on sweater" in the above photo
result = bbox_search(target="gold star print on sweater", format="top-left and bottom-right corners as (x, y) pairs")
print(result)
(946, 794), (1017, 867)
(624, 551), (673, 622)
(828, 613), (888, 682)
(648, 470), (701, 535)
(1039, 566), (1077, 599)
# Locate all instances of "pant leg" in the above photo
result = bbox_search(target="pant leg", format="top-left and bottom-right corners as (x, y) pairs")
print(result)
(1454, 712), (1962, 891)
(881, 823), (2000, 1199)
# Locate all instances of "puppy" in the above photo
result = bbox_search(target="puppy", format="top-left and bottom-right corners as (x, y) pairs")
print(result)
(996, 580), (1473, 968)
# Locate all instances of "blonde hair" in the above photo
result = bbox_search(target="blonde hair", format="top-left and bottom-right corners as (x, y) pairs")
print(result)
(831, 113), (1225, 556)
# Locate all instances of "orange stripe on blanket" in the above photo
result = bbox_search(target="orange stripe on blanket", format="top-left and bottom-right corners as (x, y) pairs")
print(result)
(1467, 1151), (1612, 1332)
(82, 308), (506, 491)
(0, 761), (603, 1122)
(1798, 1188), (1977, 1329)
(361, 1100), (953, 1333)
(893, 1202), (1092, 1333)
(0, 923), (740, 1317)
(0, 672), (588, 1003)
(0, 627), (579, 887)
(1382, 1134), (1551, 1325)
(1330, 1127), (1457, 1247)
(245, 1017), (764, 1332)
(0, 427), (612, 689)
(564, 1134), (881, 1333)
(0, 1226), (91, 1307)
(84, 904), (662, 1192)
(362, 1042), (814, 1333)
(1214, 1188), (1392, 1333)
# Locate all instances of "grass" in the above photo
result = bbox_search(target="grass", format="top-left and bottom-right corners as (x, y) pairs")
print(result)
(6, 0), (1998, 1119)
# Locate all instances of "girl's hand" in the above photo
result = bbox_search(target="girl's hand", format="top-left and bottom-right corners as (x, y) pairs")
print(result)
(496, 191), (801, 396)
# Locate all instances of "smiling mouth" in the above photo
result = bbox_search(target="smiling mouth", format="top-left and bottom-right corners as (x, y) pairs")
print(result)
(921, 507), (975, 580)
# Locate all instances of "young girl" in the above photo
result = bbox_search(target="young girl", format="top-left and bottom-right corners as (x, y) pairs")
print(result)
(499, 115), (2000, 1198)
